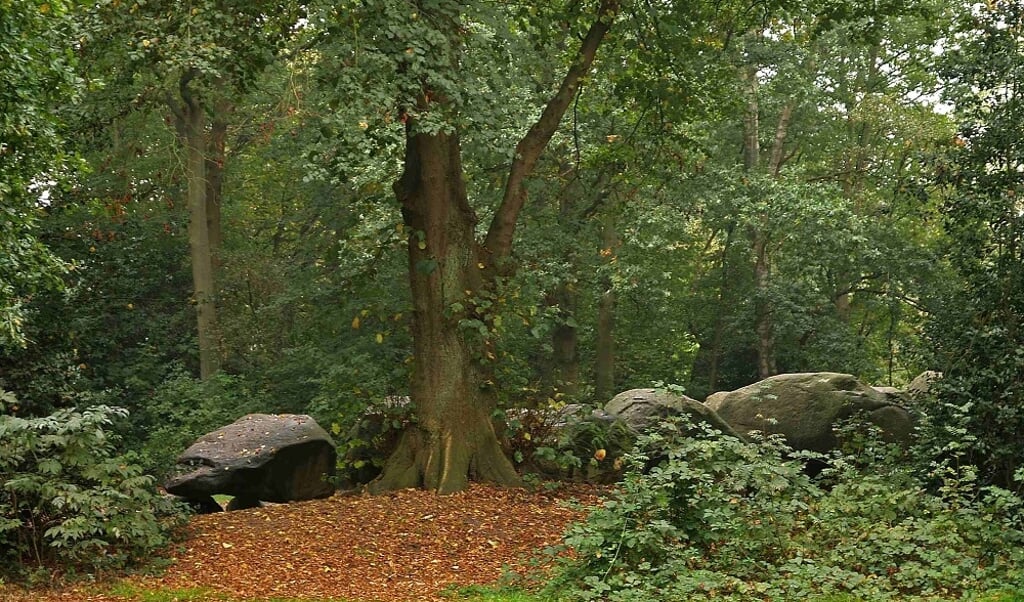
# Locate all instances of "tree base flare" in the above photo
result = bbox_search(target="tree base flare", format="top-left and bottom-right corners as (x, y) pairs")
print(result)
(368, 426), (522, 495)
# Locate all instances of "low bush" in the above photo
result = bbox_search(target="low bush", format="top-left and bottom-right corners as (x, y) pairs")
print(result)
(0, 389), (186, 582)
(542, 417), (1024, 601)
(135, 369), (268, 478)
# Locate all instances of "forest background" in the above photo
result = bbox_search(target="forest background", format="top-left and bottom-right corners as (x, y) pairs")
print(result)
(3, 0), (1024, 595)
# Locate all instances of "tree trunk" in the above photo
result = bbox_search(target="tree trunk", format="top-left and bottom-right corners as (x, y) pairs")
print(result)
(595, 217), (617, 401)
(370, 0), (619, 494)
(707, 225), (734, 391)
(548, 281), (580, 397)
(369, 130), (521, 494)
(205, 99), (230, 271)
(752, 228), (776, 378)
(183, 102), (220, 380)
(742, 67), (777, 379)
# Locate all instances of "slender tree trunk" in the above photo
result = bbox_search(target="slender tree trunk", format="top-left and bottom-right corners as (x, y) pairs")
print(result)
(742, 67), (777, 379)
(205, 99), (230, 271)
(183, 103), (220, 380)
(707, 225), (734, 391)
(595, 216), (617, 401)
(169, 72), (222, 380)
(752, 228), (775, 377)
(549, 281), (580, 397)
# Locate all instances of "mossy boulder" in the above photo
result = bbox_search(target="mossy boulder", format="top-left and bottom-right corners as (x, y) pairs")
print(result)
(705, 372), (914, 453)
(605, 388), (743, 438)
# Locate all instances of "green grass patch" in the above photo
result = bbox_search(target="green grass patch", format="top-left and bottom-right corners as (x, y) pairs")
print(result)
(107, 583), (226, 601)
(105, 583), (358, 602)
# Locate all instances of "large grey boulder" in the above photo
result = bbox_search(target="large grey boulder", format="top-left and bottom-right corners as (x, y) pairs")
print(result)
(705, 373), (914, 453)
(165, 414), (336, 509)
(605, 388), (743, 438)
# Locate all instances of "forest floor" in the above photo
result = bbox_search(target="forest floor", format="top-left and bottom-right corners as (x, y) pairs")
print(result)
(0, 483), (603, 602)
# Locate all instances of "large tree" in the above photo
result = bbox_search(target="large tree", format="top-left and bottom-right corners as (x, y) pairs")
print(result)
(363, 0), (620, 493)
(311, 0), (785, 493)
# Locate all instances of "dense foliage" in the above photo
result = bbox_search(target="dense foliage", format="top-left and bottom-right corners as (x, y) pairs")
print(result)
(919, 0), (1024, 491)
(543, 418), (1024, 601)
(0, 391), (185, 581)
(0, 0), (79, 348)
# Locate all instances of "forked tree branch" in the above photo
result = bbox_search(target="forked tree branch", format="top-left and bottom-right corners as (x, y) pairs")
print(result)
(483, 0), (620, 268)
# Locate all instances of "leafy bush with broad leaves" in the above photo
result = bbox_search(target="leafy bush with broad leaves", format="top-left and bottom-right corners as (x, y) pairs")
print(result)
(0, 390), (185, 581)
(134, 368), (270, 479)
(542, 416), (1024, 601)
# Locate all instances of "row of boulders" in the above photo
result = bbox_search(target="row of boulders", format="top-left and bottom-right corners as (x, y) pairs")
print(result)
(528, 371), (929, 481)
(163, 372), (936, 510)
(706, 372), (915, 453)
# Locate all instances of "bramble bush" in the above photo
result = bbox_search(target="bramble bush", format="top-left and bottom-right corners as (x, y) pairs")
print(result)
(0, 390), (185, 582)
(542, 416), (1024, 601)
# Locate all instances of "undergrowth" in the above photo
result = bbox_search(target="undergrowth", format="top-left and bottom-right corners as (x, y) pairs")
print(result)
(0, 390), (187, 583)
(538, 417), (1024, 601)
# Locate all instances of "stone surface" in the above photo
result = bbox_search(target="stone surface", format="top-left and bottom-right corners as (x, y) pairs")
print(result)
(706, 372), (914, 453)
(906, 370), (942, 401)
(165, 413), (336, 506)
(605, 388), (742, 438)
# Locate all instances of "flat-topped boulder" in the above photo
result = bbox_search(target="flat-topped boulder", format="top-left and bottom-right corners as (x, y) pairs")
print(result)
(165, 413), (336, 509)
(705, 372), (914, 453)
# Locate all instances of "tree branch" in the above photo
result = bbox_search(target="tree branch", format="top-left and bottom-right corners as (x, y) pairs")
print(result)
(483, 0), (619, 268)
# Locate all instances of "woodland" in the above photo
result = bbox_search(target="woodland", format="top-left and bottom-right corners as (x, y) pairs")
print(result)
(3, 0), (1024, 600)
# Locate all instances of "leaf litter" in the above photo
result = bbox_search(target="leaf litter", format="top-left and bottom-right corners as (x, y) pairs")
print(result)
(1, 483), (602, 602)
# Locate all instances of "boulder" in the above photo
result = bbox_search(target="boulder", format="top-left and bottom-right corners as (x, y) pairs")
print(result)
(605, 388), (743, 438)
(906, 370), (942, 401)
(706, 372), (914, 453)
(165, 414), (336, 508)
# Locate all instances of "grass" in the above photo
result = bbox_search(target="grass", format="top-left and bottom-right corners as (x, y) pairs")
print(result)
(106, 583), (357, 601)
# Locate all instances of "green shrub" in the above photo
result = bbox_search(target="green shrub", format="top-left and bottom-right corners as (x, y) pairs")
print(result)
(543, 416), (1024, 601)
(0, 390), (186, 580)
(135, 369), (268, 478)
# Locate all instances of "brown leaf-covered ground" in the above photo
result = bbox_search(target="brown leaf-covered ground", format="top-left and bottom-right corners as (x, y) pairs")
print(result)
(0, 484), (602, 602)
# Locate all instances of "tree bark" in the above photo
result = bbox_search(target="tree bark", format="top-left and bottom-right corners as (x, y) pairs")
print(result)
(369, 129), (521, 494)
(205, 98), (230, 271)
(548, 281), (580, 397)
(595, 216), (618, 401)
(370, 0), (619, 493)
(742, 66), (776, 379)
(170, 73), (221, 380)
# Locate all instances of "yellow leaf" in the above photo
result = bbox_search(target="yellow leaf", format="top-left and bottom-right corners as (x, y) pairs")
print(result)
(39, 3), (50, 13)
(375, 333), (384, 344)
(418, 241), (426, 250)
(351, 316), (361, 329)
